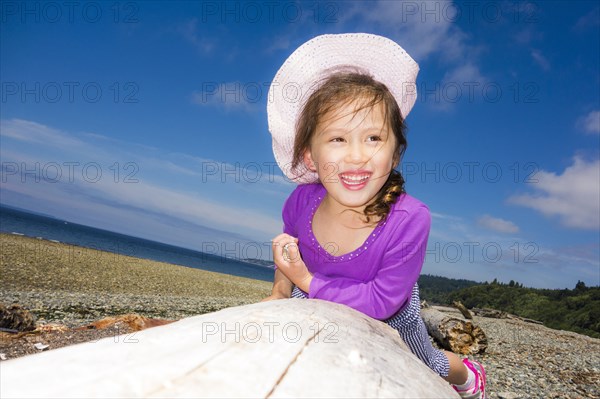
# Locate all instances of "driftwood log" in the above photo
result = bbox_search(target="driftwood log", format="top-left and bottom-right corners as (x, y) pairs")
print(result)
(421, 307), (487, 355)
(0, 303), (36, 332)
(472, 308), (544, 325)
(1, 299), (459, 398)
(472, 307), (507, 319)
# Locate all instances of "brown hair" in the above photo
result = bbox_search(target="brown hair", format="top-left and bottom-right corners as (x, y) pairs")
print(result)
(292, 72), (408, 224)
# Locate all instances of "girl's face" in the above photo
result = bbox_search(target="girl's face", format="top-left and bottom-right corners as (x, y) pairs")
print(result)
(303, 99), (398, 213)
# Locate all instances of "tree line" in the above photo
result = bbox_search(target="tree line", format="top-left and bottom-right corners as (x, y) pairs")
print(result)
(417, 275), (600, 339)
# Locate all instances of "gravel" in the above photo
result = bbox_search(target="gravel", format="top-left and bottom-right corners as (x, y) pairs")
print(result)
(2, 233), (599, 398)
(0, 233), (272, 359)
(432, 306), (600, 399)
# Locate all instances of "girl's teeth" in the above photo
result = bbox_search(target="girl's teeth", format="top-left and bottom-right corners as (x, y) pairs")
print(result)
(340, 174), (369, 184)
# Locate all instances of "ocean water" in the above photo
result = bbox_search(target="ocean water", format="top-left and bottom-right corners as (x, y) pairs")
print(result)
(0, 205), (275, 282)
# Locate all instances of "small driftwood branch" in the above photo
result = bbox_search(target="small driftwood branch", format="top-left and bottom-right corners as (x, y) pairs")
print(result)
(452, 301), (473, 320)
(472, 307), (507, 319)
(505, 313), (544, 325)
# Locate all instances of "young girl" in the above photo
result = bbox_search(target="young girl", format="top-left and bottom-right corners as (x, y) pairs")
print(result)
(264, 33), (486, 399)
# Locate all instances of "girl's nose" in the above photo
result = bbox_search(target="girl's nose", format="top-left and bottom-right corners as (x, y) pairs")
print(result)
(346, 142), (367, 164)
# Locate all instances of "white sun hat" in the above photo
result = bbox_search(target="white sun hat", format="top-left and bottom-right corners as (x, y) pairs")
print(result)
(267, 33), (419, 184)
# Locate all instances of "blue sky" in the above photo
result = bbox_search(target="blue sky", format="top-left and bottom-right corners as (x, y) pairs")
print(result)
(1, 1), (599, 289)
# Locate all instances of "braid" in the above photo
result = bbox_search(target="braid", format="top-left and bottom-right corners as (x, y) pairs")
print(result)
(363, 170), (406, 224)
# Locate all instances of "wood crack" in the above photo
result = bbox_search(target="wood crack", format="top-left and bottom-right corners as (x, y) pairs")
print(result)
(145, 345), (234, 396)
(264, 324), (324, 398)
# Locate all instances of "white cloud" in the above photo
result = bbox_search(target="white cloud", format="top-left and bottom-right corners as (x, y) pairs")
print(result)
(261, 1), (486, 111)
(574, 7), (600, 32)
(1, 119), (84, 148)
(578, 110), (600, 135)
(425, 208), (599, 288)
(0, 119), (291, 244)
(531, 49), (550, 71)
(433, 61), (486, 111)
(338, 1), (485, 112)
(477, 214), (519, 234)
(348, 1), (466, 62)
(264, 36), (291, 54)
(513, 27), (544, 46)
(178, 18), (215, 54)
(430, 212), (463, 221)
(442, 62), (485, 85)
(508, 156), (600, 230)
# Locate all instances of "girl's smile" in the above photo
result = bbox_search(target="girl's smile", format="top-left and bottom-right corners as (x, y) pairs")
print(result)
(338, 170), (372, 190)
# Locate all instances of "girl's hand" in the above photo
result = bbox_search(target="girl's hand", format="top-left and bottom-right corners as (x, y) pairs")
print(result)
(260, 292), (289, 302)
(271, 233), (313, 293)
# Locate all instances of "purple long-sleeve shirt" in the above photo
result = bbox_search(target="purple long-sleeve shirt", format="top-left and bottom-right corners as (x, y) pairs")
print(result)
(282, 183), (431, 320)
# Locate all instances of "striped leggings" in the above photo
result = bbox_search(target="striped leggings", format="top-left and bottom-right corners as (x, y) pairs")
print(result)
(291, 283), (450, 378)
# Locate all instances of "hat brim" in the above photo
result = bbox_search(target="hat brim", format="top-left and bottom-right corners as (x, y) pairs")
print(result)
(268, 33), (419, 184)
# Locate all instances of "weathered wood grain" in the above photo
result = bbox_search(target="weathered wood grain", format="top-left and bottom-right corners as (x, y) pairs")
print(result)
(1, 299), (459, 398)
(422, 307), (487, 355)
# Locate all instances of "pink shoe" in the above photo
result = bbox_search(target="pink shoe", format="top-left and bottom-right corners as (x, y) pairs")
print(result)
(453, 358), (486, 399)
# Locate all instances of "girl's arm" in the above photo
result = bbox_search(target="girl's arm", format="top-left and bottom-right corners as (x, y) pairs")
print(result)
(264, 184), (305, 302)
(261, 268), (294, 301)
(269, 234), (313, 293)
(307, 206), (431, 320)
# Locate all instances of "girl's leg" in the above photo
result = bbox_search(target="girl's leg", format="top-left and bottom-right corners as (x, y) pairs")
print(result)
(387, 285), (451, 378)
(443, 350), (468, 384)
(387, 284), (486, 398)
(445, 351), (487, 399)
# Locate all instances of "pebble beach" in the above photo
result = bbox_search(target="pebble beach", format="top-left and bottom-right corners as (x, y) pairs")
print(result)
(0, 233), (272, 326)
(1, 233), (598, 398)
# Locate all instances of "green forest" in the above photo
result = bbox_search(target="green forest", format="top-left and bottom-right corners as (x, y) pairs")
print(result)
(417, 275), (600, 339)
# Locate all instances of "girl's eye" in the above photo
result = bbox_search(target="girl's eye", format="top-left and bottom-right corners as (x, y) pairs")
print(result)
(330, 137), (345, 143)
(367, 135), (382, 142)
